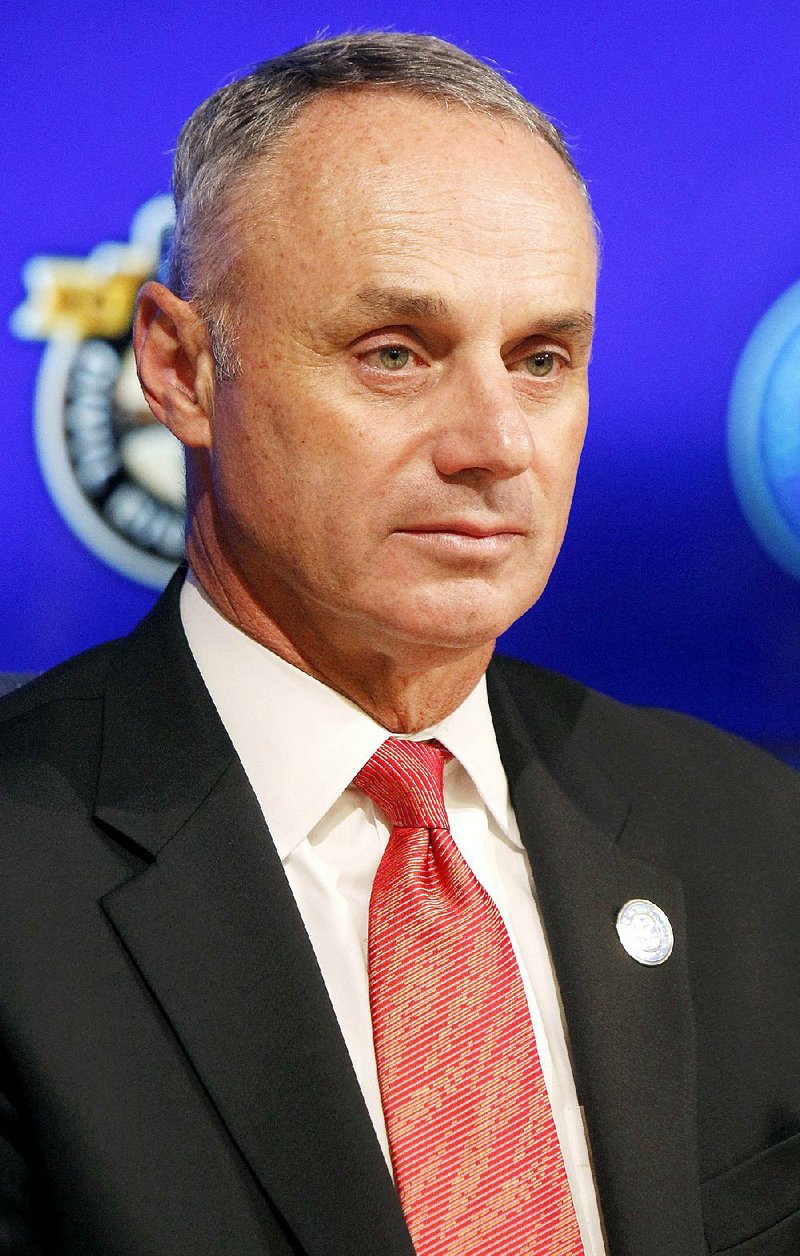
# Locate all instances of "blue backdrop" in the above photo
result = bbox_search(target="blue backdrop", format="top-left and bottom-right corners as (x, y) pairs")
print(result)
(3, 0), (799, 762)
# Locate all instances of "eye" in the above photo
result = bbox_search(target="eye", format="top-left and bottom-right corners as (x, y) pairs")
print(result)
(523, 350), (559, 378)
(372, 345), (411, 371)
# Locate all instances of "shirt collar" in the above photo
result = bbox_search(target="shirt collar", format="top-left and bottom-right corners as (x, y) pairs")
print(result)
(180, 571), (517, 859)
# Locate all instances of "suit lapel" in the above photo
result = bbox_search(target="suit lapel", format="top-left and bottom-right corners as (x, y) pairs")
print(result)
(95, 578), (414, 1256)
(92, 577), (706, 1254)
(488, 659), (707, 1256)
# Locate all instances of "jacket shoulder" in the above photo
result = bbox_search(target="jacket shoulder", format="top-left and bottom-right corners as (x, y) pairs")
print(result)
(0, 639), (125, 809)
(490, 647), (800, 842)
(489, 652), (799, 825)
(0, 639), (120, 720)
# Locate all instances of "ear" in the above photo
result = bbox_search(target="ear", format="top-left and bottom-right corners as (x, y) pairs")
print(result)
(133, 281), (216, 449)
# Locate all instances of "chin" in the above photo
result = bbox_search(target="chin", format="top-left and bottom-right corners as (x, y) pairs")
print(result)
(377, 598), (527, 655)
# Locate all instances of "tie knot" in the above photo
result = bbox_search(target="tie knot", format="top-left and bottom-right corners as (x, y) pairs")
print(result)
(353, 739), (450, 829)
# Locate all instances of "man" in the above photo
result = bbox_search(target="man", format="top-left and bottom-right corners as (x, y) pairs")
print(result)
(1, 31), (799, 1256)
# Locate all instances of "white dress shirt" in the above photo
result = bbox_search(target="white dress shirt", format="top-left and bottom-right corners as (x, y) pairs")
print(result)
(180, 572), (606, 1254)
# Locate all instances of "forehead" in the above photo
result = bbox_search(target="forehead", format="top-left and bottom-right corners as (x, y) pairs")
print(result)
(230, 90), (596, 328)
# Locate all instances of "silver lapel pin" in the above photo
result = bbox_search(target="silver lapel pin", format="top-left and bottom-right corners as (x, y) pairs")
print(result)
(616, 898), (674, 966)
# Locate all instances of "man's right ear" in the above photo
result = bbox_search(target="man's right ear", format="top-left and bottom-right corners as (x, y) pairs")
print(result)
(133, 281), (216, 449)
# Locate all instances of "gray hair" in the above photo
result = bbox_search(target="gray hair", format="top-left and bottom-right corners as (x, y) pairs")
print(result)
(169, 31), (588, 379)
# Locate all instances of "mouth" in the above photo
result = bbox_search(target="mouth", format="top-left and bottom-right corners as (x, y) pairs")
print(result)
(396, 517), (524, 537)
(394, 521), (526, 559)
(398, 520), (526, 540)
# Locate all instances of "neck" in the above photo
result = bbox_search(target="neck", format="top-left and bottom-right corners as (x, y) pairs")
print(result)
(186, 537), (493, 734)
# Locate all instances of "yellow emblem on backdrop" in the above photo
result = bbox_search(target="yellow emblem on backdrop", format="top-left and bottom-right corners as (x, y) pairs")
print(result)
(12, 197), (184, 589)
(15, 256), (150, 341)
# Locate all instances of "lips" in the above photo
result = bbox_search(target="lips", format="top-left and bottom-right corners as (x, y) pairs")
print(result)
(399, 522), (525, 539)
(392, 522), (527, 564)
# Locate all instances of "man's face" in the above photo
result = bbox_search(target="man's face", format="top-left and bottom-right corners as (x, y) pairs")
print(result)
(205, 90), (597, 665)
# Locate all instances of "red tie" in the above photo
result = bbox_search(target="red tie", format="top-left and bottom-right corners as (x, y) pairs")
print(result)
(354, 738), (585, 1256)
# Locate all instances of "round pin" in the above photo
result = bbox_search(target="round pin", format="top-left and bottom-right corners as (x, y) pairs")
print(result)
(615, 899), (674, 966)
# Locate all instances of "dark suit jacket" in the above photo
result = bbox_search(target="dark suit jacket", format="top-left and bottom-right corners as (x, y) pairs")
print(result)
(1, 575), (800, 1256)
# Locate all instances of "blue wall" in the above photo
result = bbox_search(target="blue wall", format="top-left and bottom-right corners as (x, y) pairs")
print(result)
(3, 0), (799, 760)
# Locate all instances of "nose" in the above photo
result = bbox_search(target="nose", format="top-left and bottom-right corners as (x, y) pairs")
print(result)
(431, 359), (535, 481)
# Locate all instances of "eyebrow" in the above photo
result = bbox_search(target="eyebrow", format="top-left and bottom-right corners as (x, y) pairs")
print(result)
(323, 284), (594, 343)
(531, 310), (595, 340)
(349, 285), (454, 324)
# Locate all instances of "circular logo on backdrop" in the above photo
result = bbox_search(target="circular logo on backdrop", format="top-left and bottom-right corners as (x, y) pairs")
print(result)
(11, 196), (185, 588)
(728, 280), (800, 583)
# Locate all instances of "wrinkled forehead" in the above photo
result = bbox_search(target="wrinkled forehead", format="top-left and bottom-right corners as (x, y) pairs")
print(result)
(217, 90), (597, 322)
(260, 88), (590, 221)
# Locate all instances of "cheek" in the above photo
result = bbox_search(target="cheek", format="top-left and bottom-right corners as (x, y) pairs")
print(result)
(212, 422), (373, 580)
(538, 434), (585, 505)
(211, 384), (311, 508)
(539, 397), (588, 482)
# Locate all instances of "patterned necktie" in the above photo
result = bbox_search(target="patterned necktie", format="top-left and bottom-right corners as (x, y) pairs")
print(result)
(354, 738), (585, 1256)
